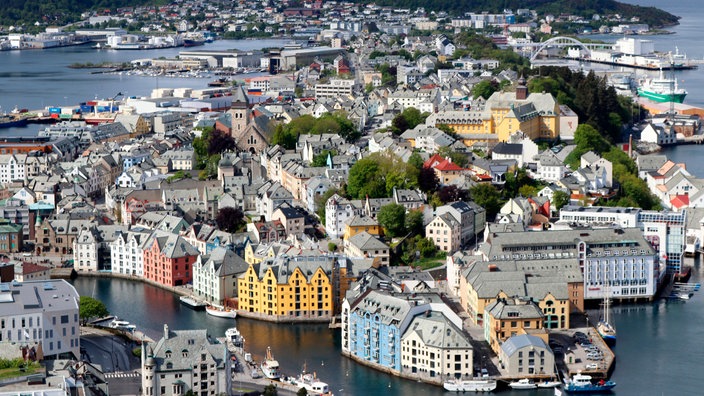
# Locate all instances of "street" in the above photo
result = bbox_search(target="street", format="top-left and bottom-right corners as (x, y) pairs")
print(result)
(81, 330), (140, 373)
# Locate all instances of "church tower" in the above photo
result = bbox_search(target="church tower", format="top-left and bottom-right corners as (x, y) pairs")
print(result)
(229, 85), (250, 136)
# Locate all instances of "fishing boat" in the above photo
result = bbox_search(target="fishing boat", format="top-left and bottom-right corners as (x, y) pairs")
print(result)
(288, 362), (331, 395)
(179, 295), (207, 310)
(637, 68), (687, 103)
(597, 288), (617, 344)
(0, 114), (28, 128)
(260, 346), (280, 380)
(205, 305), (237, 318)
(509, 378), (537, 390)
(564, 374), (616, 393)
(442, 378), (497, 392)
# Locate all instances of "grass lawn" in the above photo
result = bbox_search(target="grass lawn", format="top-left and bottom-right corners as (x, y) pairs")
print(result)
(414, 256), (446, 270)
(0, 365), (44, 381)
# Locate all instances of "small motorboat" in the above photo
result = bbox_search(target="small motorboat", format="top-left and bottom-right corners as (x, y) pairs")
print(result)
(537, 380), (563, 388)
(509, 378), (537, 390)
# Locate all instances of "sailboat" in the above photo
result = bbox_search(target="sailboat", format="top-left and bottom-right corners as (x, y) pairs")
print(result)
(597, 285), (616, 344)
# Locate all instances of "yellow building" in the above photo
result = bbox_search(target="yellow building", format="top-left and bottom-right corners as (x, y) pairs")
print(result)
(343, 215), (381, 241)
(426, 78), (562, 146)
(483, 297), (548, 355)
(237, 255), (336, 321)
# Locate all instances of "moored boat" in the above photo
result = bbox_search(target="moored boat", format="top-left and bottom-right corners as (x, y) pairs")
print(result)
(179, 295), (207, 310)
(109, 317), (137, 332)
(260, 346), (280, 380)
(509, 378), (537, 390)
(225, 327), (245, 347)
(205, 305), (237, 318)
(597, 286), (617, 344)
(443, 378), (497, 392)
(287, 363), (331, 395)
(564, 374), (616, 393)
(0, 115), (28, 128)
(537, 380), (563, 388)
(637, 68), (687, 103)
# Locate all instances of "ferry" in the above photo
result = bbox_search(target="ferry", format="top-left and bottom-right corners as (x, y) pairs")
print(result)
(637, 69), (687, 103)
(442, 378), (497, 392)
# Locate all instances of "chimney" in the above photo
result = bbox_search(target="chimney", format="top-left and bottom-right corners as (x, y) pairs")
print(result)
(163, 324), (169, 340)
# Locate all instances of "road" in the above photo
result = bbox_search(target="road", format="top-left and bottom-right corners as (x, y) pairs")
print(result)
(81, 331), (140, 373)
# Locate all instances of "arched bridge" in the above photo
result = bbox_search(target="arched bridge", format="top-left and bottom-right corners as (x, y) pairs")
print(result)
(510, 36), (614, 62)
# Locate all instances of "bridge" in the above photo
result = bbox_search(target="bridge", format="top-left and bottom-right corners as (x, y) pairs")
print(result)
(510, 36), (614, 62)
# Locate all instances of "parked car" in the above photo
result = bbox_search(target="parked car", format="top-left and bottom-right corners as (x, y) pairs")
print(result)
(585, 363), (599, 370)
(579, 341), (593, 347)
(587, 353), (603, 361)
(574, 331), (588, 339)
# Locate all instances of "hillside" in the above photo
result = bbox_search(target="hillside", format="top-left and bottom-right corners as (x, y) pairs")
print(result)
(0, 0), (158, 28)
(360, 0), (679, 28)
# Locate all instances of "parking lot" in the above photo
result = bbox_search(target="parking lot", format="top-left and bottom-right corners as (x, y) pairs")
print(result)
(549, 327), (614, 379)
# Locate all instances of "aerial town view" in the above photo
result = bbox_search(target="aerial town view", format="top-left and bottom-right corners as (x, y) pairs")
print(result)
(1, 0), (703, 395)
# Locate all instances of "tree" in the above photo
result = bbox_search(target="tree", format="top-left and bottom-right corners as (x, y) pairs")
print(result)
(437, 146), (469, 168)
(206, 129), (235, 155)
(391, 107), (428, 135)
(408, 152), (425, 170)
(552, 190), (570, 211)
(405, 209), (424, 236)
(346, 153), (418, 199)
(79, 296), (109, 325)
(437, 185), (469, 204)
(470, 183), (503, 219)
(418, 167), (440, 193)
(378, 203), (407, 238)
(471, 79), (498, 100)
(297, 388), (308, 396)
(263, 384), (278, 396)
(311, 149), (336, 167)
(215, 207), (245, 233)
(327, 242), (337, 252)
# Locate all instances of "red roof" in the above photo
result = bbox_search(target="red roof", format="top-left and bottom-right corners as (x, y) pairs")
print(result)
(671, 194), (689, 209)
(423, 154), (464, 171)
(21, 263), (50, 275)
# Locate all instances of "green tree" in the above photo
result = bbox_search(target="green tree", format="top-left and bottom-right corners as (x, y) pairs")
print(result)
(391, 107), (428, 135)
(408, 152), (425, 170)
(311, 150), (336, 167)
(346, 153), (418, 199)
(327, 242), (337, 252)
(552, 190), (570, 211)
(437, 147), (469, 168)
(470, 183), (503, 219)
(79, 296), (109, 325)
(518, 185), (538, 198)
(471, 80), (498, 100)
(263, 384), (278, 396)
(378, 203), (407, 237)
(297, 388), (308, 396)
(405, 209), (424, 236)
(215, 207), (245, 233)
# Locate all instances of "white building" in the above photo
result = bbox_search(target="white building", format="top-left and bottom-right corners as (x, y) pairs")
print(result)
(0, 280), (80, 359)
(314, 79), (355, 98)
(0, 154), (26, 185)
(73, 228), (100, 272)
(110, 230), (149, 277)
(325, 194), (362, 239)
(192, 248), (248, 306)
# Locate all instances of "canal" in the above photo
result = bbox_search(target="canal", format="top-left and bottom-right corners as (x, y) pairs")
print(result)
(71, 256), (704, 395)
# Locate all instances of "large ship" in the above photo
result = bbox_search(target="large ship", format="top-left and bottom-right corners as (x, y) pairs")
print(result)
(637, 69), (687, 103)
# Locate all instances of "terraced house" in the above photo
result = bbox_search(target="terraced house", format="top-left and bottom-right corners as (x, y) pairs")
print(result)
(237, 255), (338, 321)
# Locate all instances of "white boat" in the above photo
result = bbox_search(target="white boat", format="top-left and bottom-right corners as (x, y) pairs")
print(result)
(288, 363), (331, 395)
(597, 287), (617, 344)
(225, 327), (245, 347)
(260, 346), (280, 380)
(443, 378), (497, 392)
(179, 295), (207, 310)
(205, 305), (237, 318)
(537, 380), (563, 388)
(109, 317), (136, 332)
(509, 378), (537, 390)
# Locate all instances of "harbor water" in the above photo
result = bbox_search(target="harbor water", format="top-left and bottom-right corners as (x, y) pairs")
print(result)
(71, 258), (704, 396)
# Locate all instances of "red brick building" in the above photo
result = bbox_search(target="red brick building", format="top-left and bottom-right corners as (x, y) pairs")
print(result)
(142, 231), (200, 287)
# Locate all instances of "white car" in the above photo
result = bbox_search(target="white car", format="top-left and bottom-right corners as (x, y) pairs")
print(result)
(585, 363), (599, 370)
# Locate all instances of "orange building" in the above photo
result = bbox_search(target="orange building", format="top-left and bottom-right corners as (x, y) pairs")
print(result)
(142, 231), (200, 287)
